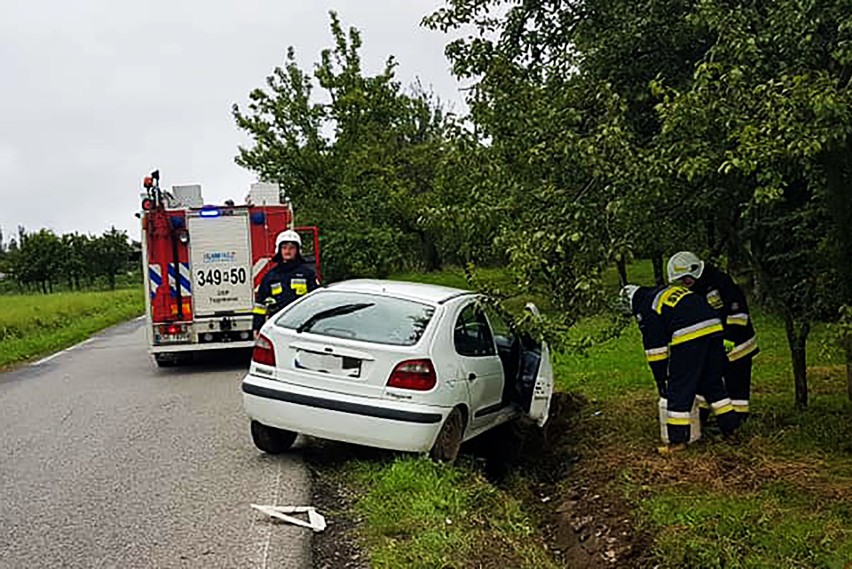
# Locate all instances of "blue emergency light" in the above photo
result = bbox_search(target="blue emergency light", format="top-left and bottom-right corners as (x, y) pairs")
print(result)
(199, 208), (221, 218)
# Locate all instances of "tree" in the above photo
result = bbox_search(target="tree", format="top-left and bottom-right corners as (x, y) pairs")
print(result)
(234, 12), (452, 280)
(91, 228), (133, 290)
(12, 228), (63, 293)
(653, 0), (852, 407)
(422, 0), (714, 328)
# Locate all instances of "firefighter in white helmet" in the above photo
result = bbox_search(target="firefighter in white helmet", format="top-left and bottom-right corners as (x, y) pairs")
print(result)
(252, 230), (318, 336)
(667, 251), (758, 422)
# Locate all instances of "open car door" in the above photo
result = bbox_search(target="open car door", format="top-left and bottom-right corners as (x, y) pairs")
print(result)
(520, 303), (554, 427)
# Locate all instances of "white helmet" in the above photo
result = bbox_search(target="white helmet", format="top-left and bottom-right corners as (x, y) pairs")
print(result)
(275, 229), (302, 250)
(619, 285), (640, 314)
(667, 251), (705, 283)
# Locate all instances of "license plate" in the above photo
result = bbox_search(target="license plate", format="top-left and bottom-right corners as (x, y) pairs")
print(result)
(295, 351), (361, 377)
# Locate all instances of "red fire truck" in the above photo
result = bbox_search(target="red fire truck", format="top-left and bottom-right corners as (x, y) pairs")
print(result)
(139, 170), (320, 367)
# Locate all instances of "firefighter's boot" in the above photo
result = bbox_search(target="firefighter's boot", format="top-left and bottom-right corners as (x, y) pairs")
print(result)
(656, 442), (688, 456)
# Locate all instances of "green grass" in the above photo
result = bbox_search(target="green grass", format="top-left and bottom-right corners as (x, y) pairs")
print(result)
(344, 457), (557, 569)
(642, 482), (852, 569)
(0, 288), (144, 368)
(341, 264), (852, 568)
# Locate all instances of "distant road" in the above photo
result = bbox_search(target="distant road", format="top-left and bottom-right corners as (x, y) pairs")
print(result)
(0, 320), (311, 568)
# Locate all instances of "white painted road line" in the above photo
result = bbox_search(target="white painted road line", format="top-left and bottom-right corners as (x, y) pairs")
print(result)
(32, 338), (95, 366)
(32, 352), (64, 366)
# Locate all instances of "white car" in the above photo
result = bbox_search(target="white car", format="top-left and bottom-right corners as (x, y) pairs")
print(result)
(241, 280), (554, 461)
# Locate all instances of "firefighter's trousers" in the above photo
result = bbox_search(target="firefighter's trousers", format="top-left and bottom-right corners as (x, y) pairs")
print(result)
(724, 356), (753, 421)
(667, 335), (740, 444)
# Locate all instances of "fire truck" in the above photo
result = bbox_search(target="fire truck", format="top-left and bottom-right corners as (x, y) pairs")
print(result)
(139, 170), (320, 367)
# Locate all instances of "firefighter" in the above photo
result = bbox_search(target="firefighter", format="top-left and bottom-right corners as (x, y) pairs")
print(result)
(252, 230), (318, 336)
(620, 283), (741, 454)
(667, 251), (758, 422)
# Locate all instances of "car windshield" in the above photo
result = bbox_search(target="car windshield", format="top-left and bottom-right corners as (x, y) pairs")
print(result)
(275, 291), (436, 346)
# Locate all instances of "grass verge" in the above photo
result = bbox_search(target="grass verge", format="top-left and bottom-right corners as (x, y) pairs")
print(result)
(0, 288), (144, 369)
(345, 457), (556, 568)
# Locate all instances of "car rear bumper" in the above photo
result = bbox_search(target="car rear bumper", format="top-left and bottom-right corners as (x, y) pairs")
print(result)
(242, 374), (449, 453)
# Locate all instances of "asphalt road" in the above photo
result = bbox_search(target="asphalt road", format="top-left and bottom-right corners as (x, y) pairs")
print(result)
(0, 320), (312, 569)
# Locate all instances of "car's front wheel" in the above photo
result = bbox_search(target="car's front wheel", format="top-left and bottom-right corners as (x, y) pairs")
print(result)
(250, 420), (298, 454)
(429, 407), (466, 463)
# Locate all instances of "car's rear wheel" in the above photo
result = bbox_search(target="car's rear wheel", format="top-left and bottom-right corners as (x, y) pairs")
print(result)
(250, 420), (298, 454)
(430, 407), (465, 463)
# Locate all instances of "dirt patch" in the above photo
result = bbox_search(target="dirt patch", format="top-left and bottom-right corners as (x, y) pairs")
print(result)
(309, 464), (370, 569)
(301, 439), (384, 569)
(475, 393), (657, 568)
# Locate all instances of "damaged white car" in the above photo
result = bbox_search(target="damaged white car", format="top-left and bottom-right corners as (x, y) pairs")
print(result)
(241, 280), (553, 462)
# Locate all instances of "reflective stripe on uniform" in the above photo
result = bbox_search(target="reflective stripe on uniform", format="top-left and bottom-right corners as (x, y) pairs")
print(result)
(695, 395), (710, 409)
(710, 397), (734, 415)
(653, 286), (690, 314)
(666, 410), (692, 426)
(252, 304), (267, 315)
(726, 313), (749, 326)
(728, 336), (758, 361)
(646, 346), (669, 362)
(731, 399), (749, 413)
(670, 319), (723, 346)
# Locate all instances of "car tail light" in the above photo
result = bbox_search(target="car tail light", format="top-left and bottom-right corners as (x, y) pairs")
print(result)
(252, 334), (276, 367)
(387, 359), (437, 391)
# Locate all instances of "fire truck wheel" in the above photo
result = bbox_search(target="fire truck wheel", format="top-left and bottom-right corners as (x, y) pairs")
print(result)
(154, 354), (178, 368)
(251, 420), (298, 454)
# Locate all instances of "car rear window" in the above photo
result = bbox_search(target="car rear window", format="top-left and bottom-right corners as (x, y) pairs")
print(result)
(274, 291), (436, 346)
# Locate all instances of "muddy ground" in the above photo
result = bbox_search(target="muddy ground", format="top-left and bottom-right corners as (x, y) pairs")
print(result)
(305, 392), (655, 568)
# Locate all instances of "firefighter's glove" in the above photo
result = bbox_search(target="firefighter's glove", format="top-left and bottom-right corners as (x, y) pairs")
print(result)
(723, 340), (735, 354)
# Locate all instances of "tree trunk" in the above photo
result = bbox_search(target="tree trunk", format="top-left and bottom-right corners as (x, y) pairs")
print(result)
(845, 333), (852, 403)
(616, 257), (628, 287)
(784, 313), (811, 409)
(419, 232), (442, 273)
(651, 253), (665, 286)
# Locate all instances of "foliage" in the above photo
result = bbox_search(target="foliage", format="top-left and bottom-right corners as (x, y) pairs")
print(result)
(234, 12), (452, 281)
(652, 0), (852, 405)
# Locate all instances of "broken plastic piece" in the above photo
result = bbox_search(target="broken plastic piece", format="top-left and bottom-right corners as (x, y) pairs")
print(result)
(251, 504), (327, 532)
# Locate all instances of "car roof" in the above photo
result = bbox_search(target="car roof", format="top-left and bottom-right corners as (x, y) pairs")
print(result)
(324, 279), (475, 304)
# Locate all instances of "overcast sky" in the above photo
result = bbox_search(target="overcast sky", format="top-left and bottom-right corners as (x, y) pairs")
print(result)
(0, 0), (464, 241)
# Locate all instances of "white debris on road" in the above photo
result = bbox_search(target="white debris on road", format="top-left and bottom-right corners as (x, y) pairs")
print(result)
(251, 504), (327, 532)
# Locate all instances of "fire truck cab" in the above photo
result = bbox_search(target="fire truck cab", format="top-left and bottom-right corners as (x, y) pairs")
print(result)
(139, 171), (320, 367)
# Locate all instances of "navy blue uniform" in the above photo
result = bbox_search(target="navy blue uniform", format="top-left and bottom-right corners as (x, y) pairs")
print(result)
(632, 285), (740, 444)
(691, 265), (758, 419)
(252, 258), (318, 331)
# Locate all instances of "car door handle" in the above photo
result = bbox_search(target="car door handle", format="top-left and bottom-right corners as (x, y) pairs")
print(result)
(467, 373), (477, 382)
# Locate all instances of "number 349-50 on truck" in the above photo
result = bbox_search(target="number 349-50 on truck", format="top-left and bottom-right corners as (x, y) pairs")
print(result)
(139, 170), (320, 367)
